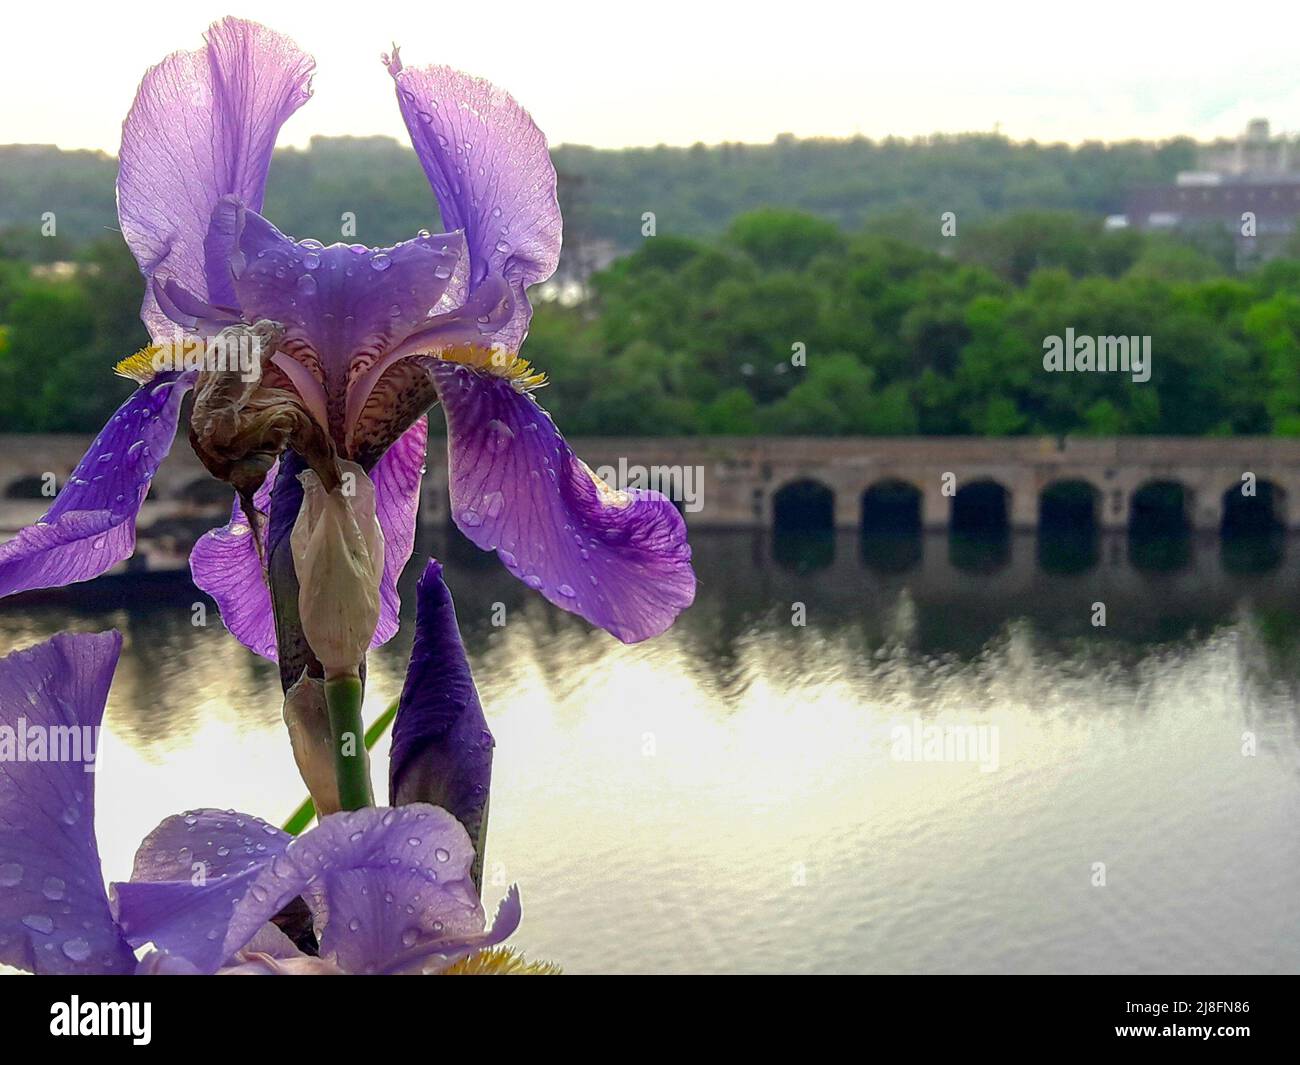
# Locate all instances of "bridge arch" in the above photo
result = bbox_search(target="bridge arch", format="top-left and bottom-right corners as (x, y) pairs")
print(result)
(1039, 479), (1101, 533)
(4, 475), (52, 500)
(861, 479), (922, 535)
(772, 478), (835, 532)
(951, 478), (1010, 533)
(1221, 479), (1285, 533)
(1129, 479), (1189, 535)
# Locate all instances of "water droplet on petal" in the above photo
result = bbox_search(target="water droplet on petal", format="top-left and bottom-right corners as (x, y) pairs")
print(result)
(61, 937), (91, 962)
(434, 848), (450, 862)
(42, 876), (66, 901)
(486, 419), (514, 453)
(297, 274), (318, 297)
(303, 250), (321, 269)
(0, 863), (22, 887)
(371, 252), (392, 271)
(21, 915), (54, 935)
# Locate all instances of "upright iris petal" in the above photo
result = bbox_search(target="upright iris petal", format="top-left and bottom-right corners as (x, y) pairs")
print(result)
(388, 54), (562, 354)
(0, 632), (135, 975)
(118, 17), (315, 337)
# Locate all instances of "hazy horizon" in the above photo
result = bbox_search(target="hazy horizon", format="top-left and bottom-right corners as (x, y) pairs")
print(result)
(3, 0), (1298, 154)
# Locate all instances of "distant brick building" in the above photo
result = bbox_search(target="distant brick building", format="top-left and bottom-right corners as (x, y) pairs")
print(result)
(1116, 120), (1300, 261)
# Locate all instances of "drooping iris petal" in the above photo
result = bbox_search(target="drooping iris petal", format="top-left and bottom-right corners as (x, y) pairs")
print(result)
(0, 632), (135, 975)
(112, 805), (501, 975)
(300, 806), (493, 974)
(371, 417), (428, 648)
(189, 462), (279, 659)
(390, 560), (493, 872)
(118, 17), (315, 336)
(112, 809), (296, 974)
(213, 201), (462, 421)
(0, 373), (193, 598)
(387, 53), (562, 352)
(431, 364), (696, 643)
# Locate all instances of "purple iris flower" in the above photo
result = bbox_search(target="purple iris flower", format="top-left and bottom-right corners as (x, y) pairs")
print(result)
(0, 16), (695, 654)
(0, 562), (527, 976)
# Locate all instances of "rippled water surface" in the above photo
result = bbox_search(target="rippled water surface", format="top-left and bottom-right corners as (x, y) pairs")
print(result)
(4, 529), (1300, 974)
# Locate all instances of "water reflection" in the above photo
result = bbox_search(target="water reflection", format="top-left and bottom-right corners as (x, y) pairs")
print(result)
(4, 528), (1300, 972)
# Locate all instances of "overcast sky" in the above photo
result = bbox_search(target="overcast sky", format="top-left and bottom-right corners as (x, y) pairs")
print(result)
(4, 0), (1299, 153)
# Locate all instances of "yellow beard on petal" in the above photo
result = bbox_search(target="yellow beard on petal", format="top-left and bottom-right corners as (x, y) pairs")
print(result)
(439, 947), (562, 976)
(113, 344), (165, 384)
(431, 343), (547, 392)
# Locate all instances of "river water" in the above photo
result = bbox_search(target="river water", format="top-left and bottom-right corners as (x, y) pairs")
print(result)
(3, 527), (1299, 974)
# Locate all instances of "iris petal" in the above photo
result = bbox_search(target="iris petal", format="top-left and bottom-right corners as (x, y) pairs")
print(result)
(0, 373), (193, 598)
(113, 804), (497, 975)
(0, 631), (135, 975)
(214, 201), (463, 409)
(371, 417), (428, 649)
(388, 54), (561, 352)
(189, 464), (280, 660)
(432, 364), (696, 643)
(118, 17), (314, 337)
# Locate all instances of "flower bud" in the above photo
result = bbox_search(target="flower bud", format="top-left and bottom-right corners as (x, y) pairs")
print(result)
(290, 460), (385, 677)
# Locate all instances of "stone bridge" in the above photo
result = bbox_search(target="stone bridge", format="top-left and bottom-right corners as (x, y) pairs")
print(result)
(2, 434), (1299, 534)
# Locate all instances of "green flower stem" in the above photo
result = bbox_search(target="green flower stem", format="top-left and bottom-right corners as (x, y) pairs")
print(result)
(323, 674), (374, 811)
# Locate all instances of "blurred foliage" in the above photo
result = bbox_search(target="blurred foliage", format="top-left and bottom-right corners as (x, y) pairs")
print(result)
(1, 135), (1297, 438)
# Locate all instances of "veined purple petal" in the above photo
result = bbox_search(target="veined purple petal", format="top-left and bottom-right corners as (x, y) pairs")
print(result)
(432, 365), (696, 643)
(112, 809), (296, 973)
(0, 373), (193, 598)
(371, 417), (428, 648)
(390, 561), (493, 871)
(112, 804), (498, 975)
(0, 632), (135, 975)
(189, 465), (279, 660)
(387, 52), (561, 353)
(214, 200), (462, 424)
(118, 17), (315, 337)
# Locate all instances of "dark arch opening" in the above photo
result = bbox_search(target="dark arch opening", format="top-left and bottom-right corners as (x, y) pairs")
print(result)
(1129, 481), (1188, 535)
(1040, 480), (1098, 532)
(773, 480), (834, 532)
(772, 480), (835, 572)
(950, 480), (1009, 571)
(951, 480), (1009, 533)
(1129, 481), (1190, 571)
(860, 480), (922, 573)
(1222, 480), (1283, 534)
(1038, 480), (1099, 573)
(4, 475), (52, 500)
(1221, 480), (1284, 573)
